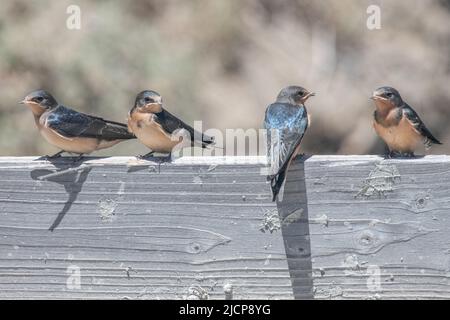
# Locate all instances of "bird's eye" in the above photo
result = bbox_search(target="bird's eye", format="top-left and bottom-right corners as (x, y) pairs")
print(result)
(144, 97), (153, 103)
(34, 97), (44, 103)
(386, 93), (393, 98)
(298, 91), (305, 97)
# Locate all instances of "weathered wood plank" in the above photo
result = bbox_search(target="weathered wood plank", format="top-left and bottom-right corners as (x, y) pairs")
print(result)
(0, 156), (289, 300)
(0, 155), (449, 299)
(303, 155), (450, 299)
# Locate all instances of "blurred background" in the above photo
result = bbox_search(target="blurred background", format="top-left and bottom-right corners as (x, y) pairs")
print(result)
(0, 0), (449, 156)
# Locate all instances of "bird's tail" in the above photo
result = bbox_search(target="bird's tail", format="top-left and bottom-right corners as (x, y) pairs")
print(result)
(102, 120), (136, 140)
(198, 133), (215, 149)
(190, 129), (215, 148)
(269, 169), (287, 202)
(424, 136), (442, 150)
(421, 126), (442, 148)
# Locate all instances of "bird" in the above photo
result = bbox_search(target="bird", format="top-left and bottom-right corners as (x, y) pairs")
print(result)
(127, 90), (215, 158)
(264, 86), (314, 202)
(371, 86), (442, 157)
(20, 90), (135, 160)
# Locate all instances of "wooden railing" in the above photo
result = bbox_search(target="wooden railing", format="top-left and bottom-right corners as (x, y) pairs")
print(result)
(0, 155), (448, 299)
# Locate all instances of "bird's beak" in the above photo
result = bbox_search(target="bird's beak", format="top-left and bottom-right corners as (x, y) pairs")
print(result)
(370, 91), (389, 101)
(18, 100), (26, 104)
(139, 103), (161, 113)
(370, 94), (386, 101)
(307, 92), (316, 98)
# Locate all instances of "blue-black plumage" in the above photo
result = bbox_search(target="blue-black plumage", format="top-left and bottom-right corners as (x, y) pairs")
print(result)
(264, 86), (315, 201)
(20, 90), (135, 159)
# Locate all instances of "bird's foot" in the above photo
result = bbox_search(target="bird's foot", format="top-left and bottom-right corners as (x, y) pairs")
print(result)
(41, 150), (64, 160)
(385, 151), (394, 159)
(296, 153), (307, 160)
(137, 151), (172, 162)
(72, 154), (85, 163)
(136, 151), (155, 159)
(163, 154), (173, 163)
(386, 151), (415, 159)
(155, 153), (172, 163)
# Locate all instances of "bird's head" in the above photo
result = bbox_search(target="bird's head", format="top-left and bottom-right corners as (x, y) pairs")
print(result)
(371, 86), (403, 109)
(132, 90), (163, 114)
(276, 86), (315, 106)
(19, 90), (58, 115)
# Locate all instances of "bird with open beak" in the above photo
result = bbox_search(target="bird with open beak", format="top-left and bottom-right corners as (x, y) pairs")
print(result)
(127, 90), (215, 158)
(20, 90), (135, 160)
(371, 86), (442, 157)
(264, 86), (314, 202)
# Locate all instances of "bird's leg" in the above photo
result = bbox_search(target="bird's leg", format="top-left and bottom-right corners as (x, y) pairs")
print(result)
(153, 152), (172, 163)
(387, 150), (415, 159)
(73, 154), (84, 163)
(137, 151), (155, 159)
(154, 153), (172, 173)
(46, 150), (65, 159)
(386, 150), (400, 159)
(164, 152), (173, 162)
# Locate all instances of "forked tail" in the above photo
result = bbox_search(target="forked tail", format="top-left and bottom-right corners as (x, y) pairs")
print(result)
(269, 169), (287, 202)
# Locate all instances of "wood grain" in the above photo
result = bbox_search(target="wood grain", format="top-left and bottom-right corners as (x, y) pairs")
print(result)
(0, 155), (449, 299)
(0, 156), (287, 299)
(304, 155), (450, 299)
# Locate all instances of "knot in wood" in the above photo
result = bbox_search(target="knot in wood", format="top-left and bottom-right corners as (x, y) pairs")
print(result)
(188, 242), (202, 254)
(358, 230), (376, 247)
(413, 192), (431, 211)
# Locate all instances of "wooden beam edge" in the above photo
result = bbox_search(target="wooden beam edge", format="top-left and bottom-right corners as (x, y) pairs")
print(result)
(0, 155), (448, 166)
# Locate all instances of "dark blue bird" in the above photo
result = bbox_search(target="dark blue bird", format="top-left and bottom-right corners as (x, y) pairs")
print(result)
(264, 86), (315, 201)
(20, 90), (135, 159)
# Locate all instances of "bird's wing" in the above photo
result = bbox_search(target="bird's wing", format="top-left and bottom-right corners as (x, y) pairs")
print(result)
(403, 104), (442, 145)
(46, 106), (135, 141)
(264, 103), (308, 177)
(153, 108), (214, 147)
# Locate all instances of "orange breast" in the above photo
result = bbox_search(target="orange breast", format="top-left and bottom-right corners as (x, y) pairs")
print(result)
(128, 112), (181, 153)
(373, 115), (422, 153)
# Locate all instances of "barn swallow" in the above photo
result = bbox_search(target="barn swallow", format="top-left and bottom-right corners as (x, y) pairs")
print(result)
(127, 90), (215, 158)
(264, 86), (314, 202)
(371, 86), (442, 157)
(20, 90), (135, 160)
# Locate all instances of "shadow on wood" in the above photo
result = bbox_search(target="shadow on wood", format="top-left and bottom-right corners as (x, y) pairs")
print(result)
(277, 156), (313, 299)
(2, 155), (449, 299)
(30, 159), (93, 231)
